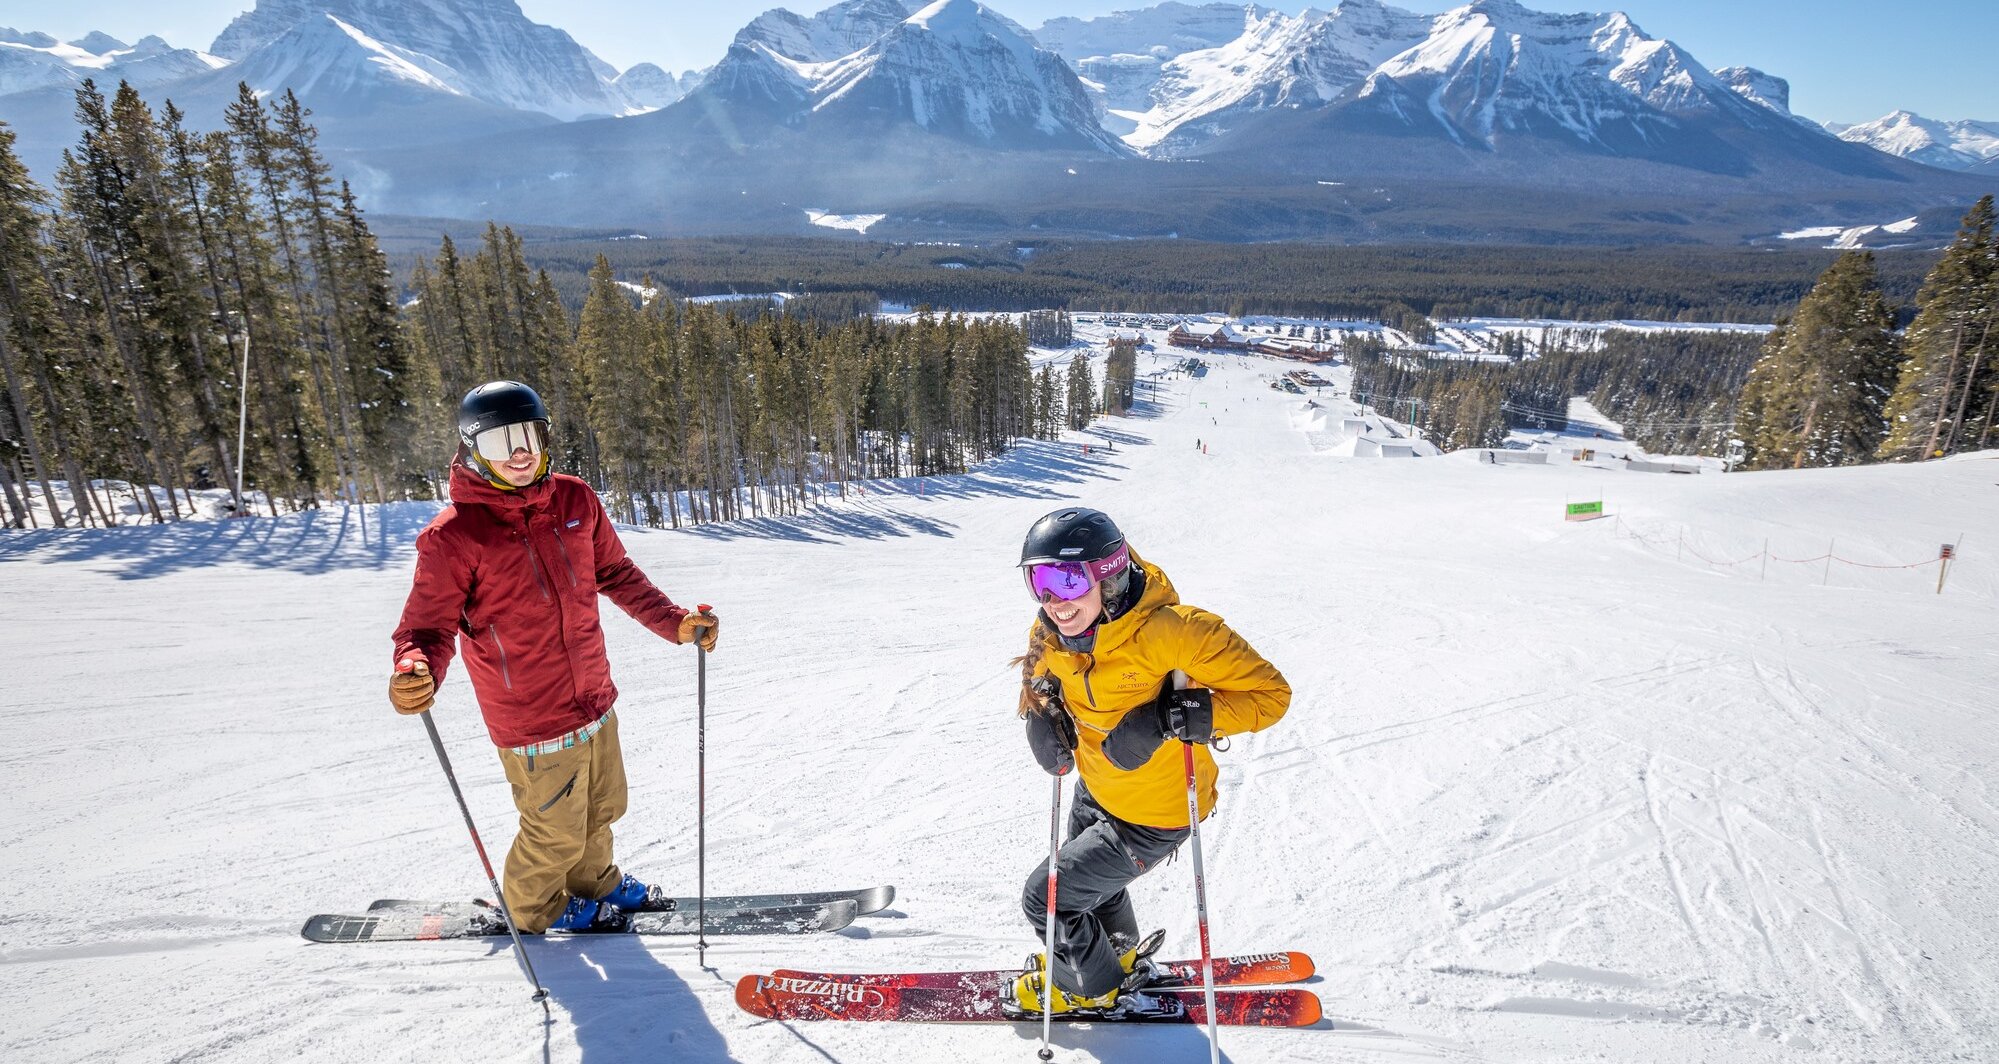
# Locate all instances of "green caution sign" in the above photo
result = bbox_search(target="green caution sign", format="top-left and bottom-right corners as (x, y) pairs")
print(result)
(1565, 500), (1604, 521)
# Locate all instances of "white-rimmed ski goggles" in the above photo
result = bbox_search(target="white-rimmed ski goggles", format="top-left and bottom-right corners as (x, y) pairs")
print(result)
(471, 420), (549, 463)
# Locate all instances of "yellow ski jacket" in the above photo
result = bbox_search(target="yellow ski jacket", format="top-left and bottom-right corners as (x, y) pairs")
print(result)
(1029, 551), (1290, 828)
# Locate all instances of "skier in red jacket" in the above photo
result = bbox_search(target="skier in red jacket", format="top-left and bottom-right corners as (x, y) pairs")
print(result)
(388, 381), (717, 932)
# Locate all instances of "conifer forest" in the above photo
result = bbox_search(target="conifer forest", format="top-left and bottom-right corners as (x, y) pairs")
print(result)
(1, 79), (1993, 530)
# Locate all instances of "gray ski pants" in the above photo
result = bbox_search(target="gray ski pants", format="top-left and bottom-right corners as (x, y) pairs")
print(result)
(1020, 782), (1190, 997)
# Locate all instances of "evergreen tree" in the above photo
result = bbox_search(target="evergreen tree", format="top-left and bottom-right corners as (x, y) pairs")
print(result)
(0, 122), (74, 525)
(60, 80), (188, 520)
(227, 81), (343, 506)
(334, 180), (435, 498)
(1065, 352), (1095, 430)
(200, 125), (319, 511)
(1739, 252), (1900, 469)
(573, 255), (649, 522)
(271, 89), (371, 502)
(1102, 339), (1138, 415)
(1035, 363), (1059, 439)
(1877, 196), (1998, 461)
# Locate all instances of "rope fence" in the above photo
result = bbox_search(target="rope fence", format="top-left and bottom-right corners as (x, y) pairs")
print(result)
(1598, 513), (1966, 593)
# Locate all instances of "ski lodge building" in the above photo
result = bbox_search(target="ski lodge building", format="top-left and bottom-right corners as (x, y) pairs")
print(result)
(1167, 322), (1338, 362)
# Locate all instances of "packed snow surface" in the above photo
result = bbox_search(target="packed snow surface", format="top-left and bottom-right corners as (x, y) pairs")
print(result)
(4, 350), (1995, 1063)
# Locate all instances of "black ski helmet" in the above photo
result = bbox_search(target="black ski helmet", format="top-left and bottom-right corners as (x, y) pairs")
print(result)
(459, 380), (548, 443)
(1020, 507), (1124, 568)
(458, 380), (551, 488)
(1020, 507), (1136, 614)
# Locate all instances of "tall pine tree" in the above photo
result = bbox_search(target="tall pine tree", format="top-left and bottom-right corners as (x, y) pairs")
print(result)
(1877, 196), (1997, 461)
(1739, 252), (1900, 469)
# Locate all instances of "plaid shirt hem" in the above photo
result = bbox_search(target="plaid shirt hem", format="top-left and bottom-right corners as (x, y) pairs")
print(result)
(506, 708), (614, 758)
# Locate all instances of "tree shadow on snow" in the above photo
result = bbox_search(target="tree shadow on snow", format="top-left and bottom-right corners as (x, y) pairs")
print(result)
(658, 436), (1133, 546)
(0, 420), (1160, 571)
(521, 934), (742, 1064)
(0, 500), (441, 580)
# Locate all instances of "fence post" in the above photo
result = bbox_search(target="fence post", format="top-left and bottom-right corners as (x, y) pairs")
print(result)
(1938, 533), (1964, 595)
(1823, 540), (1834, 586)
(1760, 539), (1769, 582)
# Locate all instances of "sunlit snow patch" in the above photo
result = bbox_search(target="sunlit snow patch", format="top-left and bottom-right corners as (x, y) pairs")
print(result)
(1779, 216), (1924, 248)
(805, 209), (887, 233)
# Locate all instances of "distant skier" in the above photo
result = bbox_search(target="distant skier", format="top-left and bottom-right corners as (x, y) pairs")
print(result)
(388, 381), (718, 932)
(1007, 507), (1290, 1014)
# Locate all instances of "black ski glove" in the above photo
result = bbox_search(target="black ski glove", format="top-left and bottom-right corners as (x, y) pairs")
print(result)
(1104, 687), (1218, 769)
(1161, 688), (1216, 744)
(1102, 701), (1168, 771)
(1025, 706), (1078, 776)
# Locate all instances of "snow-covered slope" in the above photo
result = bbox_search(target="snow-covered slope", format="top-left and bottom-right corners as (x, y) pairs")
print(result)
(1129, 0), (1431, 153)
(210, 0), (634, 118)
(690, 0), (1125, 152)
(1831, 110), (1999, 173)
(1349, 0), (1763, 150)
(0, 31), (222, 96)
(1713, 65), (1792, 117)
(224, 14), (473, 100)
(1035, 1), (1265, 62)
(4, 349), (1994, 1063)
(734, 0), (919, 63)
(1034, 2), (1267, 119)
(1116, 0), (1867, 170)
(609, 62), (689, 112)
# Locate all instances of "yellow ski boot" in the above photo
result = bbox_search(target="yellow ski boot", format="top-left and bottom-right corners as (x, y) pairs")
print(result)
(1005, 929), (1166, 1016)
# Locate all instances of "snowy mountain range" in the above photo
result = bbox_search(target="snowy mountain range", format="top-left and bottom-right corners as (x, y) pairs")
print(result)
(685, 0), (1121, 152)
(1829, 111), (1999, 174)
(0, 28), (225, 96)
(0, 0), (1989, 243)
(208, 0), (664, 118)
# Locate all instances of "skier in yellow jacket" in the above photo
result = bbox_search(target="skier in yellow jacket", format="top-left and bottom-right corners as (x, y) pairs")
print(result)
(1007, 507), (1290, 1015)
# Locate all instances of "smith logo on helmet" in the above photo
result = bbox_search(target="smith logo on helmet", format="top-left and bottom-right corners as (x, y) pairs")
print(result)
(1060, 547), (1083, 556)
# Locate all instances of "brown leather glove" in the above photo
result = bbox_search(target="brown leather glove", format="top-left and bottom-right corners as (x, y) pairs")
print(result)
(390, 658), (434, 714)
(676, 610), (718, 652)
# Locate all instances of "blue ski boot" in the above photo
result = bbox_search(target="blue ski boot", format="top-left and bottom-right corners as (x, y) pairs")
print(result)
(599, 874), (658, 912)
(547, 895), (627, 932)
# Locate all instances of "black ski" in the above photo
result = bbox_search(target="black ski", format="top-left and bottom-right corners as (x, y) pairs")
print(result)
(365, 884), (893, 917)
(302, 899), (858, 943)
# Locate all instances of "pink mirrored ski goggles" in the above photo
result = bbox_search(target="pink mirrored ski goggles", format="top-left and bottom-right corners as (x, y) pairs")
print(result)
(1024, 543), (1130, 602)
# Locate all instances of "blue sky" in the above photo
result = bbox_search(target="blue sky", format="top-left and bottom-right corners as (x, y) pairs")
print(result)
(19, 0), (1995, 125)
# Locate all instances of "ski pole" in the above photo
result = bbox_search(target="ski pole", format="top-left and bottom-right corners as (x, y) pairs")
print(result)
(1038, 769), (1064, 1062)
(419, 710), (550, 1020)
(1183, 740), (1219, 1063)
(1174, 670), (1219, 1064)
(696, 604), (712, 969)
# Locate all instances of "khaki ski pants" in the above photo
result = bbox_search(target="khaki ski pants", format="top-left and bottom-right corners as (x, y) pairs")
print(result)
(496, 712), (627, 932)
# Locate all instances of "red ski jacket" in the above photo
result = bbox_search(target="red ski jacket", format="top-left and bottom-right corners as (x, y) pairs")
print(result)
(392, 464), (688, 747)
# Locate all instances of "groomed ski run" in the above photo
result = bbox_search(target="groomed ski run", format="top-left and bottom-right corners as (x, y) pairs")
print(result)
(5, 346), (1994, 1063)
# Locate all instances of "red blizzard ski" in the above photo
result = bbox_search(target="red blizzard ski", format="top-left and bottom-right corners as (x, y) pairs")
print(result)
(735, 960), (1321, 1027)
(768, 949), (1312, 991)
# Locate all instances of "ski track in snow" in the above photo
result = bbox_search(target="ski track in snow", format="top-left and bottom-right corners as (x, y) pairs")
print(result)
(3, 349), (1996, 1063)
